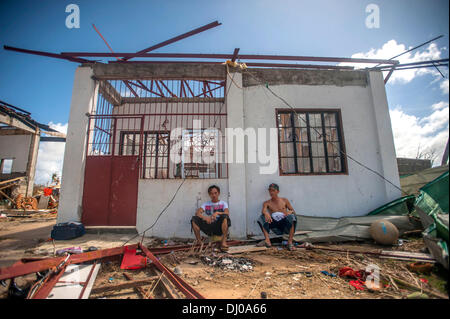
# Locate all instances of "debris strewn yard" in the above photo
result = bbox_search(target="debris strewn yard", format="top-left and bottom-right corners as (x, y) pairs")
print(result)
(0, 216), (447, 299)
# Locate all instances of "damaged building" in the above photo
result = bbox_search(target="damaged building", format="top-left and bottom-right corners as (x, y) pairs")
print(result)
(0, 100), (65, 203)
(56, 61), (401, 239)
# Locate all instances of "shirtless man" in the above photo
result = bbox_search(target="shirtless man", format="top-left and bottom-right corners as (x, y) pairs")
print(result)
(256, 183), (297, 251)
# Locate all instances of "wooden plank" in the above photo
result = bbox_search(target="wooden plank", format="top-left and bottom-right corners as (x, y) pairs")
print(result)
(159, 273), (181, 299)
(0, 189), (15, 204)
(381, 250), (434, 260)
(91, 276), (159, 294)
(123, 273), (151, 299)
(380, 256), (436, 263)
(228, 245), (267, 254)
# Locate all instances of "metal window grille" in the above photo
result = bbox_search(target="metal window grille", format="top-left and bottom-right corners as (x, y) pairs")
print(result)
(277, 109), (347, 174)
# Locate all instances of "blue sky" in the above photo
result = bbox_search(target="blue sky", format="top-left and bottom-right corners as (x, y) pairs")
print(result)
(0, 0), (448, 183)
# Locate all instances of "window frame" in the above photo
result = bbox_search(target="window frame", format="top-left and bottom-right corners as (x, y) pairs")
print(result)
(275, 108), (348, 176)
(119, 130), (170, 179)
(0, 158), (14, 174)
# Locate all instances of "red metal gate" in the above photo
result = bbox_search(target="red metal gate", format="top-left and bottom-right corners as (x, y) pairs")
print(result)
(81, 116), (141, 226)
(82, 156), (139, 226)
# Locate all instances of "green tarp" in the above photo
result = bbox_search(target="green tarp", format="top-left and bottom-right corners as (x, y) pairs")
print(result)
(400, 165), (449, 195)
(367, 195), (416, 216)
(414, 170), (449, 269)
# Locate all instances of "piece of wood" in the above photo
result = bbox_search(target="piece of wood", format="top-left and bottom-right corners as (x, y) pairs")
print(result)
(380, 256), (436, 263)
(91, 276), (159, 294)
(159, 274), (182, 299)
(123, 273), (151, 299)
(381, 251), (434, 259)
(0, 176), (25, 186)
(0, 189), (15, 204)
(228, 245), (267, 254)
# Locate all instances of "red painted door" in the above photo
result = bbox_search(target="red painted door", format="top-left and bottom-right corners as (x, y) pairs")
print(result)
(82, 156), (139, 226)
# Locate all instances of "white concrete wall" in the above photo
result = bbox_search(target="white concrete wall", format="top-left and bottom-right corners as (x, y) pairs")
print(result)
(58, 67), (98, 223)
(368, 71), (401, 201)
(225, 72), (248, 238)
(0, 134), (32, 172)
(241, 71), (401, 235)
(136, 179), (229, 238)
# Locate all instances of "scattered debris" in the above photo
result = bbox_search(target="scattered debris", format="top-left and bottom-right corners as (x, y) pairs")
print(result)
(320, 270), (336, 277)
(56, 246), (83, 256)
(406, 262), (434, 274)
(201, 256), (255, 272)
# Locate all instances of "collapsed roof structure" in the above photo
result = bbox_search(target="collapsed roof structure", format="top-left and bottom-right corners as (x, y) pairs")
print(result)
(0, 100), (66, 199)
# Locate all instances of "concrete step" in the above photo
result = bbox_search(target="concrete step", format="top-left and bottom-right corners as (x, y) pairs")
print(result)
(85, 226), (137, 235)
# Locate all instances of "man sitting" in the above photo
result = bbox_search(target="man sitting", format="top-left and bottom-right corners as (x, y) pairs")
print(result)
(191, 185), (231, 252)
(257, 183), (297, 251)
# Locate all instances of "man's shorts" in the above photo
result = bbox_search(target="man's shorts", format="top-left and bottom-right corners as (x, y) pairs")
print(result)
(191, 214), (231, 236)
(257, 213), (297, 235)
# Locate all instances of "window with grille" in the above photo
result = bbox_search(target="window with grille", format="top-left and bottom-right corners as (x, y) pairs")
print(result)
(175, 129), (222, 179)
(276, 109), (347, 175)
(120, 131), (170, 179)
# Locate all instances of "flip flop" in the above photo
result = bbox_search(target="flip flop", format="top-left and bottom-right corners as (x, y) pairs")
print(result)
(287, 244), (296, 251)
(256, 240), (272, 248)
(220, 245), (229, 252)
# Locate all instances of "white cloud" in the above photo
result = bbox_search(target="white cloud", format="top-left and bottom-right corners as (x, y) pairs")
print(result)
(431, 101), (448, 111)
(35, 122), (67, 185)
(441, 79), (449, 94)
(341, 39), (446, 84)
(390, 102), (449, 165)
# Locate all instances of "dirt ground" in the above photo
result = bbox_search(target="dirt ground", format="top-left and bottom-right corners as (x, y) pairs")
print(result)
(0, 214), (56, 268)
(0, 216), (448, 299)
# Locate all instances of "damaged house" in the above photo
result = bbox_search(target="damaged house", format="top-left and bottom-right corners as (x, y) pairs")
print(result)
(55, 60), (402, 239)
(0, 100), (65, 202)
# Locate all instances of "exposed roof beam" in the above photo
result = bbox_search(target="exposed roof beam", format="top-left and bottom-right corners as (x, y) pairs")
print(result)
(0, 99), (31, 115)
(99, 80), (123, 105)
(0, 112), (37, 134)
(231, 48), (240, 62)
(41, 130), (66, 138)
(40, 136), (66, 142)
(62, 51), (398, 65)
(122, 21), (221, 61)
(4, 45), (94, 63)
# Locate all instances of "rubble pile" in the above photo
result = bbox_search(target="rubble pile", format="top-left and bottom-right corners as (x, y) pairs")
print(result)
(201, 255), (254, 272)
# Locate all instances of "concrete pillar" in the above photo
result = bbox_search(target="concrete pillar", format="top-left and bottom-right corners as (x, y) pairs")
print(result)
(58, 66), (98, 223)
(226, 71), (247, 238)
(25, 131), (40, 197)
(368, 71), (401, 201)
